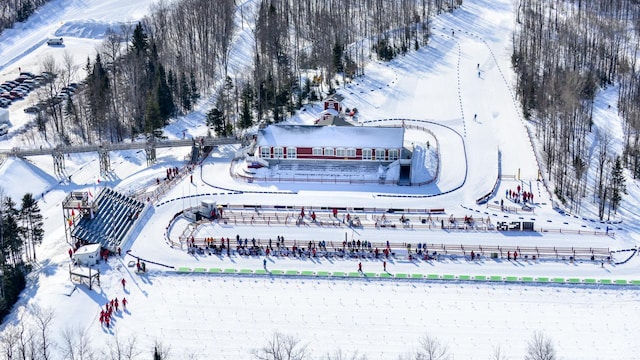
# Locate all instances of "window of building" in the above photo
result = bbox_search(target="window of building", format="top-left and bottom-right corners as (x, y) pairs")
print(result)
(336, 148), (346, 157)
(324, 148), (334, 156)
(362, 148), (372, 160)
(286, 147), (297, 159)
(260, 146), (271, 158)
(313, 147), (323, 156)
(273, 147), (284, 158)
(388, 149), (399, 161)
(346, 148), (356, 157)
(375, 149), (386, 160)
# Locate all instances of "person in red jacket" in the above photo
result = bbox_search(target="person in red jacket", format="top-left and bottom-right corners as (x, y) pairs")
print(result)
(122, 297), (127, 310)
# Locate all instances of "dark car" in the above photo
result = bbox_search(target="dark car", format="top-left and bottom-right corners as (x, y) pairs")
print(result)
(24, 106), (40, 114)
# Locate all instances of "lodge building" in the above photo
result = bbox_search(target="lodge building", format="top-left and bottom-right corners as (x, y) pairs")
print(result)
(255, 124), (405, 164)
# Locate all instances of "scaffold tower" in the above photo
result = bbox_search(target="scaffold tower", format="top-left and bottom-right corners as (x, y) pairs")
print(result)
(52, 147), (65, 174)
(146, 138), (156, 166)
(98, 146), (110, 175)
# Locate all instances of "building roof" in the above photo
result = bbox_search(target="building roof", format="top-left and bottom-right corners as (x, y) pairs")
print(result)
(256, 124), (404, 149)
(324, 94), (344, 102)
(316, 109), (353, 127)
(75, 243), (101, 256)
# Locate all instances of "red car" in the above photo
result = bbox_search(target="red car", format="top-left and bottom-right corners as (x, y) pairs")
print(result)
(9, 90), (24, 98)
(0, 92), (16, 100)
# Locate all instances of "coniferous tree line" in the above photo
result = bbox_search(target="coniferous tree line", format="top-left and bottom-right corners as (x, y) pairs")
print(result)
(0, 192), (43, 322)
(512, 0), (632, 218)
(0, 0), (49, 31)
(31, 0), (461, 142)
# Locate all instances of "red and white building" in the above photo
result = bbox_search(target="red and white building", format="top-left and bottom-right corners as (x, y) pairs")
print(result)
(256, 124), (405, 163)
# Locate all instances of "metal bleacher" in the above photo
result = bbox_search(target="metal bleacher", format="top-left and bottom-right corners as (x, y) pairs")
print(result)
(71, 188), (145, 251)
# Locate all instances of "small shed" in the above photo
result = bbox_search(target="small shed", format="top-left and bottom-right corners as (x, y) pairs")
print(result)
(323, 98), (342, 112)
(73, 243), (101, 266)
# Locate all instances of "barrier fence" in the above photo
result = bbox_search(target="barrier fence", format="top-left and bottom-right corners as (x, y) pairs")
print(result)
(174, 267), (638, 286)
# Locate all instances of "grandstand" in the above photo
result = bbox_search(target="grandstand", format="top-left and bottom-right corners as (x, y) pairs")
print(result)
(66, 188), (145, 251)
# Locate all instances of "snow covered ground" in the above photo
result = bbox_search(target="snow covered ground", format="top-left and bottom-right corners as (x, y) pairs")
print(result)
(0, 0), (639, 359)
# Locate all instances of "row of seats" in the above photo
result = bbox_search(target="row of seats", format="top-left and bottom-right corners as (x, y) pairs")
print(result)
(71, 188), (145, 250)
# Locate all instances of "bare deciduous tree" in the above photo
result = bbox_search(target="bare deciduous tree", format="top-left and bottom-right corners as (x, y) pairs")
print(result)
(252, 331), (309, 360)
(525, 331), (556, 360)
(153, 339), (171, 360)
(61, 325), (95, 360)
(30, 304), (55, 360)
(490, 344), (508, 360)
(0, 324), (20, 360)
(102, 333), (142, 360)
(324, 349), (367, 360)
(414, 333), (450, 360)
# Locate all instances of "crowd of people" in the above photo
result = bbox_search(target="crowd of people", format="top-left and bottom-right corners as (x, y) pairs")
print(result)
(99, 296), (128, 329)
(506, 185), (534, 204)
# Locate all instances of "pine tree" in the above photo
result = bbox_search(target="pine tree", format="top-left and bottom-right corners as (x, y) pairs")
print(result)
(19, 194), (44, 262)
(144, 94), (162, 134)
(130, 22), (148, 56)
(239, 85), (254, 129)
(610, 156), (626, 214)
(189, 72), (200, 106)
(155, 64), (175, 122)
(87, 54), (110, 140)
(0, 195), (27, 322)
(179, 73), (191, 111)
(1, 197), (23, 266)
(206, 108), (225, 136)
(332, 41), (344, 74)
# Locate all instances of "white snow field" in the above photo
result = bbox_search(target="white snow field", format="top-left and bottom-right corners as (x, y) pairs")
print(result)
(0, 0), (639, 359)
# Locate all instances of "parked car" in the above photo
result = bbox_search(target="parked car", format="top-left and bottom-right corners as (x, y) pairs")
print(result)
(5, 80), (19, 88)
(1, 92), (16, 100)
(9, 90), (24, 98)
(0, 98), (10, 108)
(0, 123), (9, 136)
(19, 72), (36, 78)
(47, 37), (64, 45)
(24, 106), (40, 114)
(18, 82), (34, 90)
(0, 85), (11, 92)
